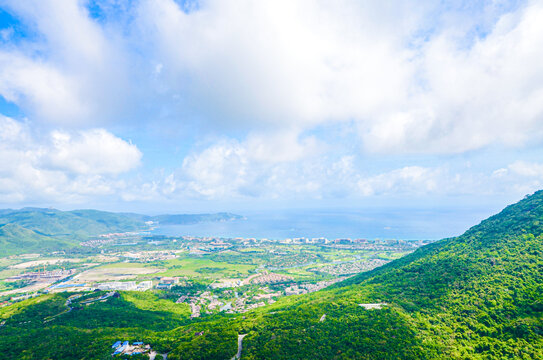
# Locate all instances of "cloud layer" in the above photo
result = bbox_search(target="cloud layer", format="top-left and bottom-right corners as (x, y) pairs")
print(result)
(1, 1), (542, 148)
(0, 0), (542, 207)
(0, 116), (141, 203)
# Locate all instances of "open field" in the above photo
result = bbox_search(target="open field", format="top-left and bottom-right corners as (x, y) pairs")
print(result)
(0, 268), (23, 281)
(152, 257), (257, 280)
(0, 281), (53, 296)
(122, 292), (190, 316)
(237, 247), (267, 253)
(0, 258), (19, 268)
(73, 265), (164, 282)
(98, 262), (155, 269)
(10, 258), (83, 269)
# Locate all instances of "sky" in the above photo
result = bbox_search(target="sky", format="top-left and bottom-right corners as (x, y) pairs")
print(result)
(0, 0), (542, 215)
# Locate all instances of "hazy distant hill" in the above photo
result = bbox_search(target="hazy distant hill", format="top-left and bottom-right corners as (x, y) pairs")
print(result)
(0, 208), (243, 255)
(150, 212), (243, 225)
(0, 223), (75, 255)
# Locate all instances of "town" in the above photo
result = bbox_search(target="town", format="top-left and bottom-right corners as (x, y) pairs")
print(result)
(0, 234), (434, 314)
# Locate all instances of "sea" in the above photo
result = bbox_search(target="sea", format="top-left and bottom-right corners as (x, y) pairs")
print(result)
(151, 207), (495, 241)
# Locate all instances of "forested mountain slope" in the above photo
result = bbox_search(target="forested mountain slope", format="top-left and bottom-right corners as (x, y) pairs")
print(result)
(0, 208), (146, 255)
(237, 191), (543, 359)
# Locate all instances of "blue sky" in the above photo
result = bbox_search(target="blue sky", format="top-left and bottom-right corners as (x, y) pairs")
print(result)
(0, 0), (542, 215)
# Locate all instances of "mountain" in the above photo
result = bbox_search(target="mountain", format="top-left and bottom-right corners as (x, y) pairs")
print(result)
(0, 224), (75, 255)
(233, 192), (543, 359)
(161, 191), (542, 359)
(0, 208), (243, 255)
(150, 212), (243, 225)
(1, 193), (542, 359)
(0, 208), (146, 237)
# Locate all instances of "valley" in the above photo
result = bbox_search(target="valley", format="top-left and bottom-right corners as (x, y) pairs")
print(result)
(0, 234), (423, 316)
(0, 192), (542, 359)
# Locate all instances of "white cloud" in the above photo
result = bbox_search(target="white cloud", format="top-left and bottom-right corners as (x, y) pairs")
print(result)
(1, 1), (543, 207)
(0, 116), (140, 203)
(179, 130), (333, 199)
(0, 0), (133, 125)
(364, 1), (543, 153)
(1, 0), (541, 155)
(506, 161), (543, 177)
(485, 160), (543, 195)
(356, 166), (443, 196)
(0, 51), (87, 122)
(178, 134), (455, 200)
(134, 0), (543, 153)
(47, 129), (141, 175)
(135, 0), (418, 128)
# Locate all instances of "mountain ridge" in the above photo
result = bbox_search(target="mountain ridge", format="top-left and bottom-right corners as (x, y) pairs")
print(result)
(0, 207), (243, 255)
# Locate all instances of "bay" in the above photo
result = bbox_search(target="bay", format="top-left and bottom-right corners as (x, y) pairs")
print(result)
(151, 207), (493, 240)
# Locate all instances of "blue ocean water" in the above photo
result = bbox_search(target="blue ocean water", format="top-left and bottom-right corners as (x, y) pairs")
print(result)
(151, 207), (495, 240)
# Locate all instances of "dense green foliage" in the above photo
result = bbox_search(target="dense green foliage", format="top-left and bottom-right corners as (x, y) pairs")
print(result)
(1, 192), (543, 359)
(0, 223), (75, 255)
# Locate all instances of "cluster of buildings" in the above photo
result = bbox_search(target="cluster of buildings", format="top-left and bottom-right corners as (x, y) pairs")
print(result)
(80, 238), (114, 247)
(243, 271), (293, 285)
(210, 279), (243, 289)
(94, 281), (152, 291)
(81, 231), (140, 247)
(190, 302), (201, 318)
(314, 258), (390, 275)
(155, 277), (180, 290)
(6, 269), (75, 283)
(284, 278), (345, 296)
(47, 277), (184, 293)
(181, 281), (336, 317)
(210, 272), (293, 289)
(111, 341), (150, 356)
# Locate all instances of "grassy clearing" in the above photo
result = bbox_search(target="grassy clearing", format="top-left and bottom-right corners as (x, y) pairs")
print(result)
(276, 267), (321, 280)
(98, 262), (151, 269)
(0, 258), (19, 268)
(0, 294), (55, 319)
(76, 265), (164, 282)
(238, 247), (267, 253)
(121, 291), (190, 317)
(0, 268), (22, 281)
(154, 256), (257, 279)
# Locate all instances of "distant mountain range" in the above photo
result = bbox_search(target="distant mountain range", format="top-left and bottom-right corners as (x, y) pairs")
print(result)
(0, 208), (243, 255)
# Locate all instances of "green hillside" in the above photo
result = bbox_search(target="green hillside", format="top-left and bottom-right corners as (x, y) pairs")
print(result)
(0, 193), (542, 359)
(0, 208), (146, 238)
(233, 192), (543, 359)
(0, 223), (75, 255)
(0, 208), (147, 255)
(0, 208), (244, 255)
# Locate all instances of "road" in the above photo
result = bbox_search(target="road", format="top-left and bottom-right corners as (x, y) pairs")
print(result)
(231, 334), (247, 360)
(44, 292), (115, 323)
